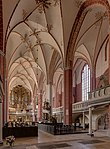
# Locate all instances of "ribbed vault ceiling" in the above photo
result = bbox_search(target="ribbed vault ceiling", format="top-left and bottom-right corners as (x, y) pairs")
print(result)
(2, 0), (109, 95)
(3, 0), (64, 94)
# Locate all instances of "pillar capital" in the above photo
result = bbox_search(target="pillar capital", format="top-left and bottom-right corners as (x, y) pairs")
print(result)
(47, 81), (53, 85)
(64, 67), (72, 71)
(65, 55), (73, 70)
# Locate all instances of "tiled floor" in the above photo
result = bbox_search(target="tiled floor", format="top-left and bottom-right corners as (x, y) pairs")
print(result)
(0, 130), (110, 149)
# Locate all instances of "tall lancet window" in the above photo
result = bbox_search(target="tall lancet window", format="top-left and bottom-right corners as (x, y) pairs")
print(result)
(82, 64), (90, 101)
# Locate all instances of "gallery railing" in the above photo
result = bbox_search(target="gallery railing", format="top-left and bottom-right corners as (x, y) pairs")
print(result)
(52, 106), (63, 114)
(52, 85), (110, 114)
(72, 85), (110, 113)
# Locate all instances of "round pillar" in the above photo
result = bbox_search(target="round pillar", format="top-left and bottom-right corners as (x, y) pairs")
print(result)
(64, 68), (72, 125)
(46, 83), (53, 115)
(38, 91), (42, 121)
(109, 32), (110, 84)
(89, 107), (92, 135)
(83, 112), (85, 130)
(0, 101), (3, 144)
(107, 104), (110, 136)
(91, 65), (96, 91)
(0, 77), (3, 144)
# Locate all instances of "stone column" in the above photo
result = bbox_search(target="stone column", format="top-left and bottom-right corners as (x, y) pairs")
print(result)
(32, 101), (35, 122)
(109, 26), (110, 84)
(60, 112), (63, 123)
(4, 78), (8, 123)
(0, 75), (4, 144)
(91, 65), (96, 91)
(64, 68), (72, 125)
(59, 93), (62, 107)
(107, 104), (110, 136)
(89, 107), (92, 135)
(38, 91), (42, 121)
(83, 112), (85, 130)
(0, 100), (3, 144)
(46, 83), (52, 115)
(0, 0), (3, 129)
(108, 26), (110, 136)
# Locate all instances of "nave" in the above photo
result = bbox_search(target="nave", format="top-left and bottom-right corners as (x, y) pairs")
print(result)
(0, 130), (110, 149)
(1, 0), (110, 148)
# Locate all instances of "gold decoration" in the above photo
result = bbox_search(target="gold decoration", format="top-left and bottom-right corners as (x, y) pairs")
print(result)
(9, 85), (31, 110)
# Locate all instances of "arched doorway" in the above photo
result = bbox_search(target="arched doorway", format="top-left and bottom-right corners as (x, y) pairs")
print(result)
(97, 113), (108, 130)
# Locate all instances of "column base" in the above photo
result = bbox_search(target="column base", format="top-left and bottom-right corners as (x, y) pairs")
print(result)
(87, 133), (94, 137)
(0, 141), (3, 145)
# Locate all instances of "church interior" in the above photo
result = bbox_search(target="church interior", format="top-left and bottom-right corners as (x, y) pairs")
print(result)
(0, 0), (110, 148)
